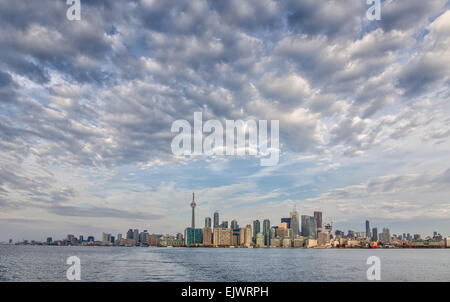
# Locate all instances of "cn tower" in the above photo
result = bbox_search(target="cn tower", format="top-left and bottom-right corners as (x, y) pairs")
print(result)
(190, 191), (196, 228)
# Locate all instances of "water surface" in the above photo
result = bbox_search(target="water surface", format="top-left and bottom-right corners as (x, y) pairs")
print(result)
(0, 246), (449, 281)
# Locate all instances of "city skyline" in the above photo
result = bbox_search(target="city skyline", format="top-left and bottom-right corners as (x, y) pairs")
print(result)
(3, 198), (448, 243)
(1, 1), (450, 241)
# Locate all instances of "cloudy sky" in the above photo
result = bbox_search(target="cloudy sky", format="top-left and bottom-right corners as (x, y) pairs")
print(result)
(1, 0), (450, 241)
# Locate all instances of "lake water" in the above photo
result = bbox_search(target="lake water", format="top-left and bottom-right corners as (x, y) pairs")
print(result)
(0, 245), (449, 282)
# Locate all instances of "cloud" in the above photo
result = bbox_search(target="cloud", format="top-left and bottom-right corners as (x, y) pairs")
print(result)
(48, 205), (163, 220)
(397, 10), (450, 96)
(380, 0), (447, 32)
(0, 0), (449, 239)
(300, 168), (450, 222)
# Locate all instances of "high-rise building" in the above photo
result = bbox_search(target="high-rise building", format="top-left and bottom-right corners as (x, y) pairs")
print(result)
(382, 228), (390, 244)
(314, 211), (322, 233)
(140, 230), (149, 245)
(263, 219), (270, 246)
(239, 228), (246, 246)
(256, 233), (265, 247)
(309, 216), (317, 239)
(220, 221), (228, 228)
(290, 207), (300, 237)
(270, 227), (276, 240)
(281, 218), (291, 228)
(191, 191), (196, 228)
(347, 230), (355, 238)
(202, 227), (212, 246)
(253, 220), (260, 242)
(184, 227), (203, 247)
(301, 216), (317, 239)
(205, 217), (211, 228)
(231, 219), (239, 230)
(278, 222), (288, 229)
(301, 215), (309, 237)
(244, 224), (252, 247)
(102, 233), (111, 243)
(372, 227), (378, 241)
(232, 228), (240, 246)
(232, 232), (239, 246)
(276, 222), (288, 237)
(126, 229), (133, 240)
(213, 211), (219, 228)
(213, 227), (232, 247)
(317, 232), (330, 246)
(133, 229), (139, 243)
(324, 223), (332, 234)
(365, 220), (371, 239)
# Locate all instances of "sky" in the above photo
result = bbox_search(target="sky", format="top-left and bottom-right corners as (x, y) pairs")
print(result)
(1, 0), (450, 241)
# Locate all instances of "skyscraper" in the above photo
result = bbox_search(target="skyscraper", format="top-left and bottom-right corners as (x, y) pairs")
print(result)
(191, 191), (196, 229)
(202, 227), (212, 246)
(253, 220), (260, 242)
(309, 216), (317, 239)
(244, 224), (252, 247)
(290, 206), (300, 237)
(239, 228), (246, 246)
(263, 219), (270, 246)
(205, 217), (211, 228)
(314, 211), (322, 233)
(301, 215), (317, 239)
(301, 215), (309, 237)
(382, 227), (390, 244)
(231, 219), (239, 230)
(213, 211), (219, 228)
(372, 227), (378, 241)
(365, 220), (371, 239)
(133, 229), (139, 243)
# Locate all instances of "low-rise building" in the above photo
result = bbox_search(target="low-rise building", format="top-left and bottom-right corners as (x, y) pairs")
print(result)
(256, 233), (265, 247)
(282, 238), (292, 248)
(305, 239), (317, 248)
(270, 238), (281, 247)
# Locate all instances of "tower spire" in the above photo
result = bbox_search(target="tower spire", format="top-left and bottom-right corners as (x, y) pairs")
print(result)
(190, 189), (196, 229)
